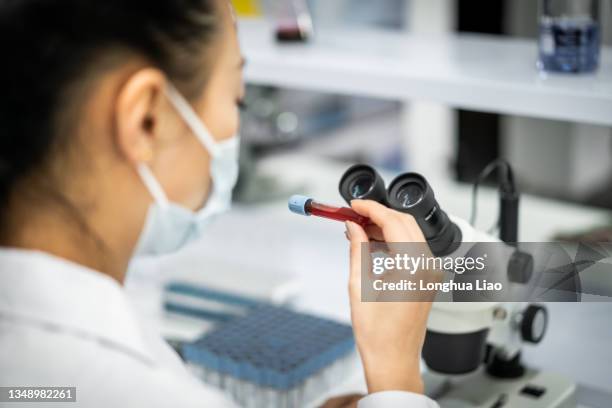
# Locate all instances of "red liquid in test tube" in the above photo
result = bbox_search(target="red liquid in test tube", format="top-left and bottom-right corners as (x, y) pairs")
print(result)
(288, 195), (370, 227)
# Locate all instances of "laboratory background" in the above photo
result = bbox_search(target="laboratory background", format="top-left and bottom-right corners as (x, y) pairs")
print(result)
(116, 0), (612, 407)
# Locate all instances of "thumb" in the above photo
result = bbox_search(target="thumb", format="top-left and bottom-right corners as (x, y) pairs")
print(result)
(346, 221), (369, 294)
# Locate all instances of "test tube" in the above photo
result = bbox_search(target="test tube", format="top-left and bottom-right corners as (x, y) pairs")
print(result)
(288, 195), (370, 227)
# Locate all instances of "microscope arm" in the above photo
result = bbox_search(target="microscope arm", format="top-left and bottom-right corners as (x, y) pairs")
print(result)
(449, 214), (501, 244)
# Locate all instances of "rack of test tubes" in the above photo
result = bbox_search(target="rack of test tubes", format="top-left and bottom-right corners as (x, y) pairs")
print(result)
(164, 282), (357, 408)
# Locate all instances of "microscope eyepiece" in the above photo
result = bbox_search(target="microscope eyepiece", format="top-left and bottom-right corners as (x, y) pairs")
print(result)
(394, 182), (424, 208)
(387, 173), (461, 257)
(387, 173), (434, 215)
(339, 165), (462, 257)
(339, 164), (387, 204)
(350, 175), (375, 199)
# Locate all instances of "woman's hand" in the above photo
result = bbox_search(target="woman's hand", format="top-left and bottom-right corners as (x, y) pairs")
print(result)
(320, 393), (364, 408)
(345, 199), (434, 395)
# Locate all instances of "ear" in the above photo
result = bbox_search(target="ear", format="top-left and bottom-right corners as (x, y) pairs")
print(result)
(114, 68), (167, 164)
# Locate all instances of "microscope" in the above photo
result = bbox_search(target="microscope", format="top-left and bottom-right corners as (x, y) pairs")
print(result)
(338, 164), (578, 408)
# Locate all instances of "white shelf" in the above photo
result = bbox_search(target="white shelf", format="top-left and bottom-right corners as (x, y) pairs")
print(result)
(239, 19), (612, 126)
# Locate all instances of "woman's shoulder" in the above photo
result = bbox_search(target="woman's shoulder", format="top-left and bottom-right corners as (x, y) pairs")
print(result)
(0, 317), (236, 407)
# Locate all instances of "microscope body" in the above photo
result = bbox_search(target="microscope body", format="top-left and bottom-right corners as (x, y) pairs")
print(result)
(336, 164), (578, 407)
(423, 218), (577, 408)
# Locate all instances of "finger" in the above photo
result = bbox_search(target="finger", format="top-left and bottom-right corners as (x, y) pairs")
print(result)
(319, 394), (364, 408)
(346, 221), (369, 294)
(364, 224), (384, 242)
(398, 212), (426, 241)
(352, 200), (421, 243)
(350, 200), (399, 228)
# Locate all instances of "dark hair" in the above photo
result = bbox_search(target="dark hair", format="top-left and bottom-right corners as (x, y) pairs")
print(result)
(0, 0), (221, 227)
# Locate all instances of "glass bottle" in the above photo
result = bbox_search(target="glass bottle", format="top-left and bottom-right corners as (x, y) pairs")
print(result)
(538, 0), (601, 73)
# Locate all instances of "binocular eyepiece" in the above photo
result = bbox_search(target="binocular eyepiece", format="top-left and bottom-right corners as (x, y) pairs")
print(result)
(339, 164), (461, 257)
(338, 164), (387, 203)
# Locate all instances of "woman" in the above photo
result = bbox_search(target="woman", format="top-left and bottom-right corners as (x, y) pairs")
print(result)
(0, 1), (438, 407)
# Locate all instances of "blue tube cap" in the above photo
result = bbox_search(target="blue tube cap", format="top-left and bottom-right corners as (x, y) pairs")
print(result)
(288, 195), (311, 216)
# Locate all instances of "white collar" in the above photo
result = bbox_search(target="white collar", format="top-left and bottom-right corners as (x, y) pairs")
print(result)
(0, 248), (155, 365)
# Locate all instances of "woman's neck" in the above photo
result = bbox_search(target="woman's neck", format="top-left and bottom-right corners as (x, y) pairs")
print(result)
(2, 197), (132, 283)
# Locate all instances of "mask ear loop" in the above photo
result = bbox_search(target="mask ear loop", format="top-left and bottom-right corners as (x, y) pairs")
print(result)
(165, 84), (220, 157)
(137, 84), (220, 210)
(137, 163), (170, 210)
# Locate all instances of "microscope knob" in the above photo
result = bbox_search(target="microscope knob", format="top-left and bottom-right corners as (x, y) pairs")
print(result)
(521, 305), (548, 344)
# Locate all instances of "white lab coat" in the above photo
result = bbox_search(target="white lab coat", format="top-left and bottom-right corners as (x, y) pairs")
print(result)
(0, 248), (438, 408)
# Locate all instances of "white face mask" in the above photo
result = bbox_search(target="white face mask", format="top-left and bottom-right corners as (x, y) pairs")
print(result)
(133, 84), (240, 256)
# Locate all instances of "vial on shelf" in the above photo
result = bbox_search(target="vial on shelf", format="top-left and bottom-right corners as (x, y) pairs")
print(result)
(538, 0), (601, 74)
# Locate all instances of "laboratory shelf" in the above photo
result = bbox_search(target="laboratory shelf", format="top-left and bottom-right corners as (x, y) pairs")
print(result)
(239, 19), (612, 126)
